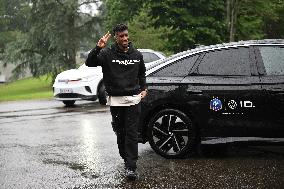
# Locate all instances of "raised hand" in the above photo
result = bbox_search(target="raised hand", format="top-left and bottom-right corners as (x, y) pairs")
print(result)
(97, 31), (111, 48)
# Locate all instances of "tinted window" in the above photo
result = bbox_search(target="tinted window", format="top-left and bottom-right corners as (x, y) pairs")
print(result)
(142, 52), (160, 63)
(195, 47), (251, 76)
(259, 46), (284, 75)
(151, 55), (199, 77)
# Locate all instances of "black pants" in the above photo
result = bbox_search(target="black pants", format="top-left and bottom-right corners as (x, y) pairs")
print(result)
(110, 104), (140, 170)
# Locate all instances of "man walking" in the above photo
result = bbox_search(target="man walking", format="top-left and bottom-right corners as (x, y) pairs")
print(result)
(85, 24), (147, 180)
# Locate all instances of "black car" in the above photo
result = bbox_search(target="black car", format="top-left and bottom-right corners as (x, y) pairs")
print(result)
(138, 39), (284, 158)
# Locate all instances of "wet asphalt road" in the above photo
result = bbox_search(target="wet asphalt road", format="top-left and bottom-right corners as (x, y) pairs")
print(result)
(0, 100), (283, 189)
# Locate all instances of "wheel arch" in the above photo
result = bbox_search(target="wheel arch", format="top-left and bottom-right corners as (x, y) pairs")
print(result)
(96, 79), (104, 94)
(141, 101), (201, 142)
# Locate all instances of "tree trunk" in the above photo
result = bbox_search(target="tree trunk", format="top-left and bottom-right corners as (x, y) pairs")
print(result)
(66, 7), (77, 70)
(227, 0), (239, 42)
(227, 0), (231, 33)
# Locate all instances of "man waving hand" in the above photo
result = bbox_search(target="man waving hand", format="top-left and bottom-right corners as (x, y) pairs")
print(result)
(86, 23), (147, 180)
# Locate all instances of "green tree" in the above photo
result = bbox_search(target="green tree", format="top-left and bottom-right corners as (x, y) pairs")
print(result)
(103, 0), (144, 30)
(0, 0), (31, 52)
(148, 0), (227, 53)
(147, 0), (284, 51)
(227, 0), (284, 41)
(103, 0), (173, 54)
(128, 7), (172, 54)
(262, 0), (284, 39)
(3, 0), (103, 82)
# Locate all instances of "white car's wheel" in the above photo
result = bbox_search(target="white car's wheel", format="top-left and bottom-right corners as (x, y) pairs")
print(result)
(98, 83), (107, 105)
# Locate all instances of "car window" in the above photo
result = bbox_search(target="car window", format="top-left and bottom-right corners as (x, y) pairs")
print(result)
(194, 47), (251, 76)
(142, 52), (160, 63)
(150, 55), (199, 77)
(259, 46), (284, 75)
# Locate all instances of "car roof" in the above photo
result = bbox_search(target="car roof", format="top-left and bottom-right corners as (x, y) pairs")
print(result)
(146, 39), (284, 75)
(137, 49), (158, 52)
(165, 39), (284, 62)
(138, 49), (166, 57)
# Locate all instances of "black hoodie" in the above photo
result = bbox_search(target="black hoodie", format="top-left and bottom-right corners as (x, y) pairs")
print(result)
(85, 42), (147, 96)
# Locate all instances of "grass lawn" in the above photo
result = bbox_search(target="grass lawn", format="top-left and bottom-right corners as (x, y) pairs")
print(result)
(0, 76), (53, 102)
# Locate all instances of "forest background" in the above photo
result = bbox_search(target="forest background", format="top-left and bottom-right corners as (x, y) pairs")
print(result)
(1, 0), (284, 83)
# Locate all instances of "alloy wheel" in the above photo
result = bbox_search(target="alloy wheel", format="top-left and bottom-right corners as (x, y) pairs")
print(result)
(148, 109), (196, 158)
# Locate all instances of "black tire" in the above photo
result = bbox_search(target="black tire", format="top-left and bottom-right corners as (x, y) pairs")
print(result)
(147, 109), (197, 158)
(63, 100), (75, 107)
(98, 83), (107, 105)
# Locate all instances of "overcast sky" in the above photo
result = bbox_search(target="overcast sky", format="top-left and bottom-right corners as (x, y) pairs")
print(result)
(79, 1), (102, 16)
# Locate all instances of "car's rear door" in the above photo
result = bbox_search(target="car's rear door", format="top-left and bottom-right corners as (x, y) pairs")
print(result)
(184, 46), (264, 138)
(254, 45), (284, 137)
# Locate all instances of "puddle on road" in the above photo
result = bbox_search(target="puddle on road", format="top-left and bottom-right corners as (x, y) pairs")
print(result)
(42, 159), (104, 180)
(0, 101), (109, 120)
(81, 171), (100, 179)
(43, 159), (87, 171)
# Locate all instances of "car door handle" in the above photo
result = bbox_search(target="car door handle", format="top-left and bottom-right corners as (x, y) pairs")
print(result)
(267, 89), (284, 95)
(187, 90), (203, 94)
(266, 89), (284, 94)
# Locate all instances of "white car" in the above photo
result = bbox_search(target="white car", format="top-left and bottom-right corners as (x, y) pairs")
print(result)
(53, 49), (166, 106)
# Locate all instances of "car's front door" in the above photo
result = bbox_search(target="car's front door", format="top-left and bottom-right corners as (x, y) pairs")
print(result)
(186, 46), (264, 138)
(255, 45), (284, 137)
(140, 54), (201, 140)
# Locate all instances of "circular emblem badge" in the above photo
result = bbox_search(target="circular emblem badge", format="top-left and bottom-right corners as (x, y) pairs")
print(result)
(228, 100), (237, 110)
(210, 97), (222, 111)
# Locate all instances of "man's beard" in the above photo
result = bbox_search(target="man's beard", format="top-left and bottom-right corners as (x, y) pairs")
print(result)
(122, 41), (128, 48)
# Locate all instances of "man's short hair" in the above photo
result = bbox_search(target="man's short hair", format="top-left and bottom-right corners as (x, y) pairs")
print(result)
(113, 23), (128, 36)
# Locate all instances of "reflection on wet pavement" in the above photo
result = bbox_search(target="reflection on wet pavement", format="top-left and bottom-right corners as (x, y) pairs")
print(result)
(0, 100), (109, 125)
(0, 100), (283, 188)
